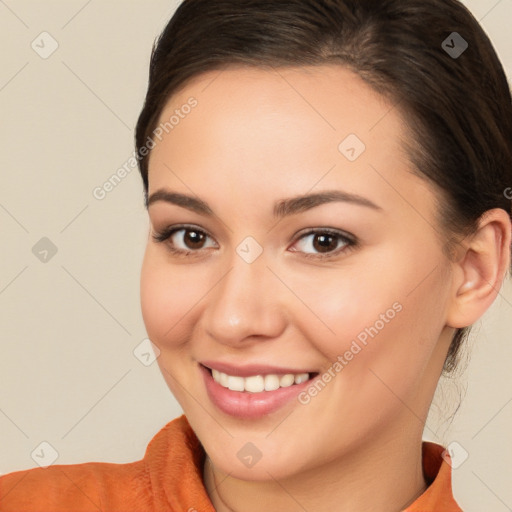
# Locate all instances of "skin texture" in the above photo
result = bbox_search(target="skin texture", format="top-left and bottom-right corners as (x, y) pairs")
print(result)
(140, 65), (511, 512)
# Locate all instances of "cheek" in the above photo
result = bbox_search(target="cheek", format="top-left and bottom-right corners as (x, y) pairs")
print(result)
(285, 274), (448, 457)
(140, 249), (204, 405)
(140, 248), (199, 345)
(284, 262), (405, 363)
(140, 257), (171, 342)
(295, 244), (450, 384)
(359, 278), (447, 399)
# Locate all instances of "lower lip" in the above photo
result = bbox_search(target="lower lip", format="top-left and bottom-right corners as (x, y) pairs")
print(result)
(200, 365), (315, 419)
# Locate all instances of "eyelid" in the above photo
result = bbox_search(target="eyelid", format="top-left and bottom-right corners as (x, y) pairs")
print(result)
(152, 223), (217, 245)
(292, 226), (356, 244)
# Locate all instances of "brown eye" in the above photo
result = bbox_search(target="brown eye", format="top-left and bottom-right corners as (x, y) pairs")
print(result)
(312, 233), (339, 253)
(152, 225), (217, 254)
(180, 229), (207, 249)
(290, 229), (356, 258)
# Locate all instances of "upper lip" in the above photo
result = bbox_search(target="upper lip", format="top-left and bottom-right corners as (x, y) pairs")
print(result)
(200, 361), (316, 377)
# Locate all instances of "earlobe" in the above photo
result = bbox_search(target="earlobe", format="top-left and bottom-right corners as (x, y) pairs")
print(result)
(446, 208), (511, 329)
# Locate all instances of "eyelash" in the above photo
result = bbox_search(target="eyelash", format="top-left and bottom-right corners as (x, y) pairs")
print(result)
(151, 224), (358, 260)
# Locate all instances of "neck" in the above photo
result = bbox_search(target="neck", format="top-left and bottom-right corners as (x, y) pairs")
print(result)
(203, 422), (428, 512)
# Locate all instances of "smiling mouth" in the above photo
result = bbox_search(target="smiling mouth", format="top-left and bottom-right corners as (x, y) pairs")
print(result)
(204, 366), (318, 393)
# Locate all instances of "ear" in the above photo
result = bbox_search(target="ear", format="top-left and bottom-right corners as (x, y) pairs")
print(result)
(446, 208), (511, 329)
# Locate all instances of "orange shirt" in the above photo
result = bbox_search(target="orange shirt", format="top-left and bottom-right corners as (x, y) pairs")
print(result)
(0, 415), (462, 511)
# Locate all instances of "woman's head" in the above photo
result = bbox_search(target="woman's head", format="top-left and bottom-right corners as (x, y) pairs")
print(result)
(136, 0), (511, 483)
(136, 0), (512, 373)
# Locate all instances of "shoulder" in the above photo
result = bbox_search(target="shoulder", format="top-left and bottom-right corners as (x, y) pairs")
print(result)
(0, 415), (195, 512)
(0, 459), (150, 512)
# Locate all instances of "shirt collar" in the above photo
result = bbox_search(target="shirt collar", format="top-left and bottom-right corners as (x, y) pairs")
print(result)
(403, 441), (462, 511)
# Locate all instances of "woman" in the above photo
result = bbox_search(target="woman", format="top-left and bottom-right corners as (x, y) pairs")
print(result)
(1, 0), (511, 510)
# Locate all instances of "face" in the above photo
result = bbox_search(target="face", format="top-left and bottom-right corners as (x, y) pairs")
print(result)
(140, 65), (456, 480)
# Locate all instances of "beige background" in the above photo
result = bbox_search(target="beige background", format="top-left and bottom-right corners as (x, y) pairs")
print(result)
(0, 1), (511, 510)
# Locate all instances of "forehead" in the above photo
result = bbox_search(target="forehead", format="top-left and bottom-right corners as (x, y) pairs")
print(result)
(154, 64), (404, 150)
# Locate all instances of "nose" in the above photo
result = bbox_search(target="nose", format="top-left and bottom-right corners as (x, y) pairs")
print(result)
(201, 252), (287, 347)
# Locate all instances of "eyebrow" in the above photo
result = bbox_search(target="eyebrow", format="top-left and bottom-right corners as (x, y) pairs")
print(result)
(146, 189), (382, 217)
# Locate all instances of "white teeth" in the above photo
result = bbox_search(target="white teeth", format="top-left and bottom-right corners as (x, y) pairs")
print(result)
(220, 372), (229, 387)
(294, 373), (309, 384)
(227, 375), (245, 392)
(264, 374), (280, 391)
(210, 369), (312, 392)
(244, 375), (265, 393)
(280, 374), (295, 387)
